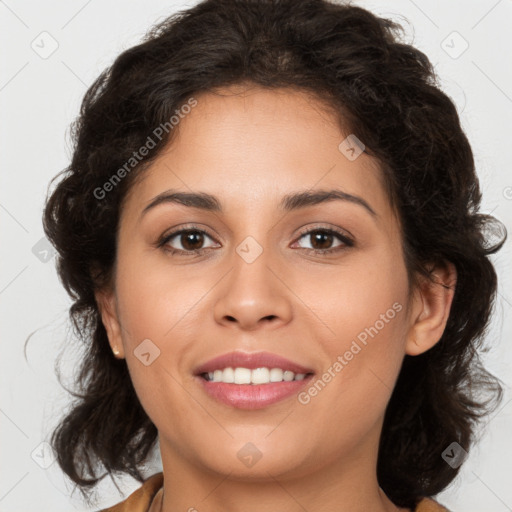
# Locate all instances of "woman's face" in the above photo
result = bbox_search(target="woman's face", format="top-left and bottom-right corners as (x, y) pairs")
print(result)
(97, 85), (437, 481)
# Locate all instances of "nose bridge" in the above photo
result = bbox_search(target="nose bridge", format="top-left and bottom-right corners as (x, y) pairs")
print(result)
(229, 232), (279, 302)
(233, 234), (273, 289)
(228, 207), (278, 283)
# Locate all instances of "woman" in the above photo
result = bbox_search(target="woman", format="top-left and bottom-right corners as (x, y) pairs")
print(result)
(42, 0), (505, 511)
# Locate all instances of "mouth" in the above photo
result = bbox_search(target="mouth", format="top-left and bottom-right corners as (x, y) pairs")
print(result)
(193, 351), (316, 410)
(195, 372), (315, 410)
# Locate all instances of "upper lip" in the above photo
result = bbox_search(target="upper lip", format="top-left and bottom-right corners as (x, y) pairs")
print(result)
(193, 351), (316, 376)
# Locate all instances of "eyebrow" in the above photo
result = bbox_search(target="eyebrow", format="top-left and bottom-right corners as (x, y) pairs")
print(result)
(140, 188), (377, 220)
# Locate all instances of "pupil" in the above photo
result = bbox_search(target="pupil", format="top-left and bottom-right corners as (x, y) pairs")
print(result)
(182, 231), (203, 250)
(312, 231), (332, 249)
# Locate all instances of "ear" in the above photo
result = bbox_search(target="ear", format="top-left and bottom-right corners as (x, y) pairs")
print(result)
(405, 261), (457, 356)
(95, 287), (125, 359)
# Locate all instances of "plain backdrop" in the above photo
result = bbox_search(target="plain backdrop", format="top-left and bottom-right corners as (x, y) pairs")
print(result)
(1, 1), (511, 511)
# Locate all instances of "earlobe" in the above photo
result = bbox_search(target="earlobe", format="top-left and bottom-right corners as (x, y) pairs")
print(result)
(405, 262), (457, 356)
(95, 288), (125, 359)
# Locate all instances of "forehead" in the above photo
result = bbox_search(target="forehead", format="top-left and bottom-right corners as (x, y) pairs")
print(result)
(122, 85), (393, 223)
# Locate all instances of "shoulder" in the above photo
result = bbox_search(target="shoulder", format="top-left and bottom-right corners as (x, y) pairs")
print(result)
(415, 497), (451, 512)
(98, 472), (164, 512)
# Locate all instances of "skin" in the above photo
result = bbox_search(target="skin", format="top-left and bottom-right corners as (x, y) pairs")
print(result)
(96, 83), (456, 512)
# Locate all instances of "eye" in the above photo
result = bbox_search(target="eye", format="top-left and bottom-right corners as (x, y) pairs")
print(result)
(158, 226), (219, 255)
(292, 227), (354, 254)
(156, 224), (354, 257)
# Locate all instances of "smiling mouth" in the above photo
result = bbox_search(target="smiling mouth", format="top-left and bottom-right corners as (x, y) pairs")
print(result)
(196, 369), (315, 410)
(193, 351), (316, 409)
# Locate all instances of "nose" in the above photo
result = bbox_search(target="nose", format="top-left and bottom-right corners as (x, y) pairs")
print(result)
(213, 246), (293, 331)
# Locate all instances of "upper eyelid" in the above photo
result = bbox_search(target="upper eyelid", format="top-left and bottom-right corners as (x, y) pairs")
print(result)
(295, 223), (353, 240)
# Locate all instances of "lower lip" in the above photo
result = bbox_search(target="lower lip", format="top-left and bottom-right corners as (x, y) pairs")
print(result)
(195, 375), (314, 410)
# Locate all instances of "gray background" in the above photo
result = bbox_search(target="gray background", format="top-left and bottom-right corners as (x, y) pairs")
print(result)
(1, 0), (511, 510)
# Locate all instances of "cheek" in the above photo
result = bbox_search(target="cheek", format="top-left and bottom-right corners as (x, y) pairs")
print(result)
(111, 250), (203, 398)
(114, 247), (209, 344)
(297, 244), (409, 410)
(297, 242), (409, 350)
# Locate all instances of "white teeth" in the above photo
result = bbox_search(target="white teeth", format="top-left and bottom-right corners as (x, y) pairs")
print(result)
(283, 370), (295, 381)
(269, 368), (284, 382)
(205, 367), (309, 384)
(222, 367), (235, 383)
(234, 367), (251, 384)
(251, 367), (270, 384)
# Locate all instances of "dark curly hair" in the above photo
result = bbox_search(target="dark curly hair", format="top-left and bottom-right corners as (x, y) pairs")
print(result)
(40, 0), (506, 508)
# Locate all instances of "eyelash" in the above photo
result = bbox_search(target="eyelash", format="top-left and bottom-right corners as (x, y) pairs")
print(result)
(156, 223), (354, 257)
